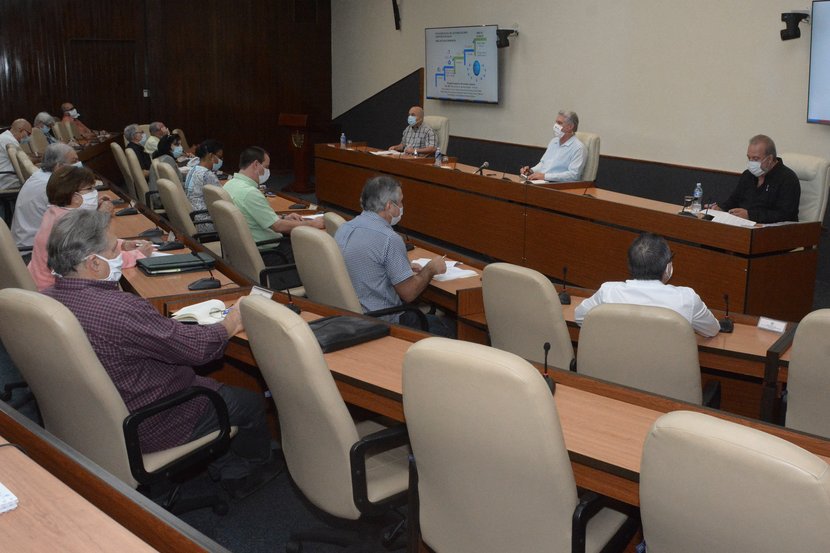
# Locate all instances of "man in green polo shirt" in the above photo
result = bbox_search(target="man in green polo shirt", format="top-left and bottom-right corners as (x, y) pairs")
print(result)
(224, 146), (324, 287)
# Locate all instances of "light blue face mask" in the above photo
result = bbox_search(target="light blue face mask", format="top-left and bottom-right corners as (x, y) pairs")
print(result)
(407, 115), (417, 126)
(139, 134), (148, 146)
(172, 145), (184, 158)
(212, 157), (223, 172)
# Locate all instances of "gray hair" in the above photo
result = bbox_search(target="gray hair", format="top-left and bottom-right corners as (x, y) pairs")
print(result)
(40, 143), (75, 172)
(123, 123), (141, 142)
(47, 210), (112, 277)
(34, 112), (55, 127)
(558, 110), (579, 132)
(149, 121), (164, 135)
(749, 134), (776, 158)
(360, 175), (402, 213)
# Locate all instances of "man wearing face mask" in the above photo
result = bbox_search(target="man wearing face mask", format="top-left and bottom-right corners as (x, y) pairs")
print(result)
(33, 112), (58, 144)
(0, 119), (33, 190)
(124, 123), (152, 176)
(709, 135), (800, 223)
(335, 175), (454, 336)
(60, 102), (95, 140)
(11, 143), (81, 249)
(574, 233), (719, 337)
(43, 209), (281, 498)
(521, 110), (586, 182)
(389, 106), (436, 157)
(224, 146), (324, 278)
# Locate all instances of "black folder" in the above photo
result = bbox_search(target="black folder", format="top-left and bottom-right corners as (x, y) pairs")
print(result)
(136, 252), (215, 276)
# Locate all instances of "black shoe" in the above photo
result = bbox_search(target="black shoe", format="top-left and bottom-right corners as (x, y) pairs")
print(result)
(221, 456), (284, 500)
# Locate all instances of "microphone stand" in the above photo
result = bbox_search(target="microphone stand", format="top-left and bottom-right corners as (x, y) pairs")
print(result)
(719, 293), (734, 333)
(542, 342), (555, 394)
(559, 266), (571, 305)
(188, 251), (221, 290)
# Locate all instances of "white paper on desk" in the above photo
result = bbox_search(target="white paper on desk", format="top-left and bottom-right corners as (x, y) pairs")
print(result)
(411, 258), (478, 281)
(150, 251), (173, 257)
(371, 150), (400, 156)
(171, 299), (226, 325)
(302, 213), (324, 220)
(529, 179), (547, 184)
(412, 258), (459, 270)
(707, 210), (756, 227)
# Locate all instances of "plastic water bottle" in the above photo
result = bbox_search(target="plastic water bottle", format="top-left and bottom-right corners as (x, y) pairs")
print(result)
(340, 133), (347, 149)
(691, 182), (703, 214)
(434, 147), (442, 167)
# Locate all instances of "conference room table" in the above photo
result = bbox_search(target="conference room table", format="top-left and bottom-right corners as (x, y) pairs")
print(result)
(314, 143), (821, 322)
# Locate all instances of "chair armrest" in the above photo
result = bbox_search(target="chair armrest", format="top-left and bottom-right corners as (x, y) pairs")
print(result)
(188, 209), (210, 222)
(193, 231), (219, 243)
(123, 386), (231, 484)
(259, 263), (297, 289)
(0, 381), (28, 401)
(572, 491), (606, 553)
(349, 424), (410, 516)
(365, 305), (428, 331)
(702, 380), (721, 409)
(144, 190), (161, 210)
(17, 245), (32, 254)
(255, 237), (282, 248)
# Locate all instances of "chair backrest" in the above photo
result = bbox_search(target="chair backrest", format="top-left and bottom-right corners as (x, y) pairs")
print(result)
(110, 142), (136, 201)
(239, 296), (363, 520)
(58, 120), (76, 140)
(323, 211), (346, 238)
(641, 410), (830, 553)
(781, 152), (830, 223)
(0, 289), (136, 486)
(203, 183), (232, 210)
(0, 218), (36, 291)
(785, 309), (830, 437)
(578, 304), (702, 404)
(155, 159), (182, 187)
(575, 131), (600, 181)
(291, 225), (362, 312)
(29, 127), (48, 155)
(172, 128), (189, 152)
(5, 145), (25, 186)
(124, 146), (150, 204)
(210, 200), (264, 281)
(481, 263), (574, 370)
(51, 121), (69, 142)
(403, 337), (579, 553)
(156, 178), (198, 236)
(16, 150), (37, 181)
(423, 115), (450, 153)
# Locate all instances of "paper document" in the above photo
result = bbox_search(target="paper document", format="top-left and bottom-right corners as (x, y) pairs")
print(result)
(302, 213), (324, 220)
(171, 299), (227, 325)
(707, 210), (756, 228)
(371, 150), (400, 156)
(411, 258), (479, 282)
(529, 179), (547, 184)
(150, 251), (173, 257)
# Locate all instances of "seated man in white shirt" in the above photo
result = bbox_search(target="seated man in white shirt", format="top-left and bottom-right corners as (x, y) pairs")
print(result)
(574, 233), (720, 337)
(521, 110), (586, 182)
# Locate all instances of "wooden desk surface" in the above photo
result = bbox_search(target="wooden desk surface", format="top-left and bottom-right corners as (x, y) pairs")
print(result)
(110, 211), (161, 240)
(0, 437), (156, 552)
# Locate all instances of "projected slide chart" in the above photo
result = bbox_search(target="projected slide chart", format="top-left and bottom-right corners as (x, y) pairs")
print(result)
(426, 26), (498, 103)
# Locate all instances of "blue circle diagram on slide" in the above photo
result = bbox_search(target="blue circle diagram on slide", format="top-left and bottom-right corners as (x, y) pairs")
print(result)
(473, 59), (481, 76)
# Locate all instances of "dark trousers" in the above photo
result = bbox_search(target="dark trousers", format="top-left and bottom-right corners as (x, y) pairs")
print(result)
(399, 311), (457, 338)
(189, 385), (272, 480)
(260, 242), (301, 290)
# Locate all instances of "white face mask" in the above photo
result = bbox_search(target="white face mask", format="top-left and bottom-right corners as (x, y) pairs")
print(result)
(552, 123), (564, 139)
(391, 203), (403, 226)
(212, 157), (223, 172)
(93, 253), (123, 282)
(407, 115), (417, 126)
(258, 168), (270, 185)
(747, 160), (766, 177)
(139, 134), (148, 146)
(69, 109), (80, 119)
(78, 189), (99, 210)
(662, 262), (673, 283)
(72, 161), (83, 168)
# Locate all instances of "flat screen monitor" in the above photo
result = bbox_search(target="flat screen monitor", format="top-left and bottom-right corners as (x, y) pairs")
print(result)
(808, 1), (830, 124)
(425, 25), (499, 104)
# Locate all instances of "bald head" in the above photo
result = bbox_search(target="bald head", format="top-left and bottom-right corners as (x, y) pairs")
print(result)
(10, 119), (32, 142)
(408, 106), (424, 127)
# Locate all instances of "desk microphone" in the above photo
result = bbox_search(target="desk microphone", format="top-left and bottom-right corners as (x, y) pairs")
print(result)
(701, 198), (715, 221)
(284, 287), (302, 314)
(501, 170), (511, 181)
(581, 182), (594, 197)
(559, 266), (571, 305)
(677, 194), (696, 218)
(474, 161), (489, 175)
(719, 293), (734, 333)
(542, 342), (555, 395)
(187, 251), (221, 290)
(139, 226), (165, 237)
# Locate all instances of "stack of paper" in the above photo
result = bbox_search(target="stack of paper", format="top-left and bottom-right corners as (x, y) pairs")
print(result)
(708, 210), (757, 228)
(371, 150), (400, 156)
(171, 299), (227, 324)
(0, 482), (18, 514)
(411, 258), (479, 282)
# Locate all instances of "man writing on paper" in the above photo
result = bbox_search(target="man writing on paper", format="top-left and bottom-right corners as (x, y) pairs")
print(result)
(521, 110), (586, 182)
(335, 175), (455, 337)
(389, 106), (436, 157)
(44, 210), (281, 498)
(709, 135), (800, 223)
(574, 233), (720, 337)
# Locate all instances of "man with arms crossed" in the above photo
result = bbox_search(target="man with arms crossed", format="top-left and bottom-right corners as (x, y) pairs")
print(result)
(575, 233), (720, 337)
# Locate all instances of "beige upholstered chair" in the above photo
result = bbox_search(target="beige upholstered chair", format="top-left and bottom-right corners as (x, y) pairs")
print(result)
(172, 128), (190, 152)
(152, 158), (183, 189)
(641, 410), (830, 553)
(578, 304), (708, 405)
(781, 152), (830, 223)
(58, 120), (76, 141)
(482, 262), (574, 370)
(16, 150), (37, 181)
(323, 211), (346, 238)
(110, 142), (136, 201)
(155, 178), (219, 254)
(0, 218), (36, 291)
(203, 183), (232, 210)
(124, 146), (161, 211)
(423, 115), (449, 153)
(784, 309), (830, 437)
(240, 296), (409, 550)
(0, 288), (234, 512)
(51, 121), (69, 142)
(5, 145), (25, 187)
(575, 131), (600, 181)
(29, 127), (49, 156)
(403, 337), (634, 553)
